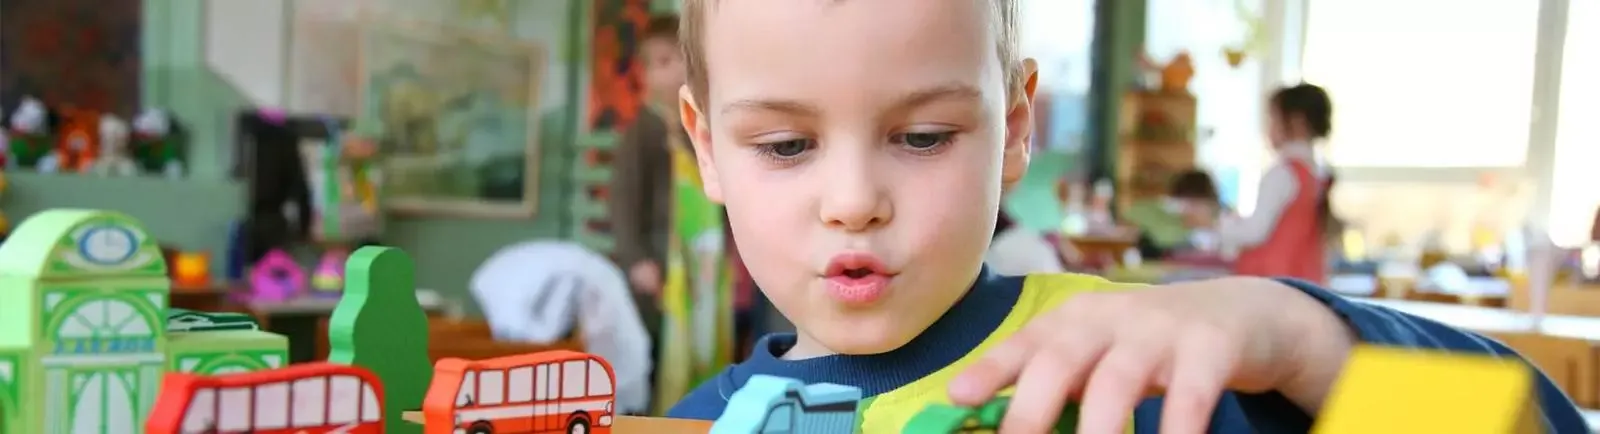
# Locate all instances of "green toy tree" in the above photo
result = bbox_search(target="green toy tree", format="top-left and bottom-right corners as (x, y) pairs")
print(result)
(328, 246), (432, 434)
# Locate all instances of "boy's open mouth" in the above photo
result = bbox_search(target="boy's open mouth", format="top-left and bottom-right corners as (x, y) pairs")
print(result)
(824, 252), (894, 304)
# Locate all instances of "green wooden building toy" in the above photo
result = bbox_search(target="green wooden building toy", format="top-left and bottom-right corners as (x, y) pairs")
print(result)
(0, 209), (288, 434)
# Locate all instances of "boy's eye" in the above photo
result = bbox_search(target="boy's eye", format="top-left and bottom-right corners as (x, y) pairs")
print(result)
(892, 132), (955, 150)
(757, 139), (814, 158)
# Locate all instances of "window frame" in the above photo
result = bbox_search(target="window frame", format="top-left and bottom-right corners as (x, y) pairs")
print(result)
(1285, 0), (1570, 228)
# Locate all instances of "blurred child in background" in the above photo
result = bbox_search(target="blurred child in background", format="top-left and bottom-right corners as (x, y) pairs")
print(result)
(1221, 83), (1339, 283)
(1129, 169), (1223, 260)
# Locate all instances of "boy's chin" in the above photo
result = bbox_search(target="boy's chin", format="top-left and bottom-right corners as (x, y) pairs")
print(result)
(807, 320), (924, 356)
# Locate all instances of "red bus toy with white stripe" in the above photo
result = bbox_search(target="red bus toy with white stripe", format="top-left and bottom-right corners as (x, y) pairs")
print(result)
(146, 362), (386, 434)
(423, 350), (618, 434)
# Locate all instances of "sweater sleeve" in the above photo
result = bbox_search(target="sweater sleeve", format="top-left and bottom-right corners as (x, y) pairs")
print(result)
(1231, 278), (1590, 433)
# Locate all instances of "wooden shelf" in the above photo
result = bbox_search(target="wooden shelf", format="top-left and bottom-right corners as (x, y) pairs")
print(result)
(1116, 91), (1197, 211)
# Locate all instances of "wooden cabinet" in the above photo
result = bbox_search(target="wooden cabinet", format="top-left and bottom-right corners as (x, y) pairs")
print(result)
(1117, 91), (1197, 211)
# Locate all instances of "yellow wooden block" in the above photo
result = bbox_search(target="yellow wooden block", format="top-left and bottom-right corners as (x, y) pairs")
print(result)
(1314, 345), (1540, 434)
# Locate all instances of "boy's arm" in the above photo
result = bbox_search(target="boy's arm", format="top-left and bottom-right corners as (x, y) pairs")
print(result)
(1236, 278), (1590, 432)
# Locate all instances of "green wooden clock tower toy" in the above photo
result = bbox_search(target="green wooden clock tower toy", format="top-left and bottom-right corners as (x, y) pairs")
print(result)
(0, 209), (289, 434)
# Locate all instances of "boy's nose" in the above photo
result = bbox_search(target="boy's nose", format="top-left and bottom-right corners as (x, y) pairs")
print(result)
(818, 153), (892, 232)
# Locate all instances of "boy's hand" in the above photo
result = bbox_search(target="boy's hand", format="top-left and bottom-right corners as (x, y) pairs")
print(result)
(948, 277), (1356, 434)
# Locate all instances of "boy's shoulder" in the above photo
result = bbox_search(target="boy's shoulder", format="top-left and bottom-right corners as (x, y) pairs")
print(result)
(666, 368), (738, 420)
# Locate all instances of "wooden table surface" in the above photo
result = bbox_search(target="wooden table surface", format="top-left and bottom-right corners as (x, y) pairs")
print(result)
(401, 411), (711, 434)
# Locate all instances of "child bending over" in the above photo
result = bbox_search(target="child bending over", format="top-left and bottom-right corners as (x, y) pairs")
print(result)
(665, 1), (1585, 432)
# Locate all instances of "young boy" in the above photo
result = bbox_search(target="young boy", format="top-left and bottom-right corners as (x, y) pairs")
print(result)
(666, 1), (1588, 432)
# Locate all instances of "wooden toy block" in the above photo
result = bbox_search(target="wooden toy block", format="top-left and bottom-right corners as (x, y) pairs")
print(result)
(329, 246), (433, 434)
(0, 209), (292, 434)
(901, 397), (1078, 433)
(710, 375), (862, 434)
(167, 330), (289, 375)
(1313, 345), (1541, 434)
(422, 350), (620, 434)
(145, 361), (386, 434)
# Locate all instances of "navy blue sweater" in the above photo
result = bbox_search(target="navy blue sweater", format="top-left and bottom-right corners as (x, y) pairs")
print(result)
(668, 272), (1588, 432)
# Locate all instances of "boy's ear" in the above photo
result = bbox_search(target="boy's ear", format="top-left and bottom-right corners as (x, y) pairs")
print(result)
(678, 85), (724, 203)
(1001, 58), (1040, 191)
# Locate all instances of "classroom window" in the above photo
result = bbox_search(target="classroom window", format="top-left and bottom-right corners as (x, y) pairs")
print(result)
(1546, 0), (1598, 247)
(1302, 0), (1540, 168)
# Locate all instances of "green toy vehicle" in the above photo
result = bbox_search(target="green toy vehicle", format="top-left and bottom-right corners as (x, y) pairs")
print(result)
(901, 397), (1079, 433)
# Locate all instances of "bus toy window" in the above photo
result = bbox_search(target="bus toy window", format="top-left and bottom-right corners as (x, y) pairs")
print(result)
(292, 377), (329, 427)
(328, 376), (363, 424)
(587, 360), (612, 396)
(536, 364), (550, 400)
(479, 370), (506, 406)
(509, 367), (534, 403)
(456, 371), (478, 407)
(562, 361), (587, 398)
(361, 381), (382, 422)
(254, 382), (291, 429)
(546, 364), (560, 401)
(181, 388), (217, 432)
(217, 387), (254, 432)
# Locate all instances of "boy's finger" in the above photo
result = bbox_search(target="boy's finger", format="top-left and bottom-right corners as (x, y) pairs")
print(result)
(1000, 334), (1107, 434)
(1157, 339), (1233, 434)
(949, 329), (1044, 405)
(1075, 346), (1160, 434)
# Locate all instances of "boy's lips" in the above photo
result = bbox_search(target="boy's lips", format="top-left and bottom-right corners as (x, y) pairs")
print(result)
(824, 252), (895, 305)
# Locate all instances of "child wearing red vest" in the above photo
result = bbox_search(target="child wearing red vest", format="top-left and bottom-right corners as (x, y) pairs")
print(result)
(1222, 83), (1338, 284)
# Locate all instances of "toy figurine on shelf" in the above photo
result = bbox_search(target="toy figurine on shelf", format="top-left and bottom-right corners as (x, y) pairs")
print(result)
(132, 108), (187, 178)
(247, 248), (306, 302)
(91, 114), (138, 176)
(5, 96), (56, 170)
(41, 108), (101, 173)
(311, 247), (348, 296)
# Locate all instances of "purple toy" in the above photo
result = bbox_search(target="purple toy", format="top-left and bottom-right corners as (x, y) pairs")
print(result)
(249, 249), (305, 302)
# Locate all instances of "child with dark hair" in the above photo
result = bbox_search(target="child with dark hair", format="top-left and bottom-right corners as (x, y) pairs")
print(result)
(1130, 169), (1224, 259)
(1221, 83), (1338, 283)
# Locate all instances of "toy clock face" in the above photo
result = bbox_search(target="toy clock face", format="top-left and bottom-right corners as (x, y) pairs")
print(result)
(78, 226), (139, 265)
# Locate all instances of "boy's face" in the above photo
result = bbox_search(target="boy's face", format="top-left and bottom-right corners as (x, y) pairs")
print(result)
(642, 37), (686, 103)
(681, 0), (1037, 355)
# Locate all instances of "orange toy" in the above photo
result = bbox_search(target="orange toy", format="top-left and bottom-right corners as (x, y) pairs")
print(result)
(424, 350), (619, 434)
(146, 362), (387, 434)
(54, 109), (102, 172)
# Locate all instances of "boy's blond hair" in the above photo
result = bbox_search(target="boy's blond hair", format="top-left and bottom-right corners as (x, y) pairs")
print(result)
(678, 0), (1023, 114)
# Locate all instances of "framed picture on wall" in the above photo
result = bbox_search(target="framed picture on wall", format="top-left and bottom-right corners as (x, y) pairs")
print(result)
(355, 19), (547, 218)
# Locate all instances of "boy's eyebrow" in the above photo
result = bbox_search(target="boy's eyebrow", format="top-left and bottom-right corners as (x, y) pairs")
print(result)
(719, 83), (984, 118)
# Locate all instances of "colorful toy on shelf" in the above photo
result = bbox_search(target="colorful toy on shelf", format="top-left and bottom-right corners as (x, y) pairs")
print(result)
(1312, 345), (1539, 434)
(0, 209), (289, 434)
(311, 248), (348, 296)
(172, 251), (211, 289)
(329, 246), (433, 434)
(43, 108), (103, 173)
(145, 362), (386, 434)
(902, 397), (1078, 433)
(92, 114), (138, 176)
(131, 108), (187, 178)
(423, 350), (619, 434)
(249, 249), (306, 302)
(710, 375), (862, 434)
(5, 96), (56, 169)
(307, 118), (382, 244)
